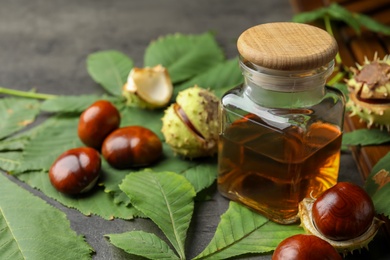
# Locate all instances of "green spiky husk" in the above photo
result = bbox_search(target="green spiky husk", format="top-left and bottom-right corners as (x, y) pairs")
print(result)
(161, 86), (219, 158)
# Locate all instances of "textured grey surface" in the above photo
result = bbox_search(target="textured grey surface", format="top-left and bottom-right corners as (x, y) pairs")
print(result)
(1, 1), (389, 259)
(0, 0), (290, 95)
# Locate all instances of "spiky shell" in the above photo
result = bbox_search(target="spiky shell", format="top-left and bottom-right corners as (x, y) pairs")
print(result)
(161, 85), (219, 158)
(346, 55), (390, 131)
(347, 93), (390, 131)
(299, 198), (384, 256)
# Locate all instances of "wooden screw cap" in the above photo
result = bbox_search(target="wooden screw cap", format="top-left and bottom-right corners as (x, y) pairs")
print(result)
(237, 22), (338, 71)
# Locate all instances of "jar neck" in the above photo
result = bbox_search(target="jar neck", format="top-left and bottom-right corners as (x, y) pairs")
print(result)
(240, 57), (334, 108)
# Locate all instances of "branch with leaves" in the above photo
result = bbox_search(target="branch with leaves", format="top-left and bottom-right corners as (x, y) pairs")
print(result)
(293, 3), (390, 86)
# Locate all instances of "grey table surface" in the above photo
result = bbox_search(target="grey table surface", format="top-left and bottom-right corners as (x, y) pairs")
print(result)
(1, 0), (389, 259)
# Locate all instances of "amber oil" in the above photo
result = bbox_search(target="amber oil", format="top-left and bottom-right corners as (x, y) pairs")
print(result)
(218, 59), (345, 224)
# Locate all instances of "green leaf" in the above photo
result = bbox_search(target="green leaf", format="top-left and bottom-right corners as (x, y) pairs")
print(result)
(120, 170), (196, 259)
(0, 98), (40, 140)
(151, 145), (217, 193)
(0, 117), (55, 152)
(144, 33), (225, 83)
(106, 231), (179, 260)
(17, 170), (138, 220)
(181, 158), (217, 193)
(293, 3), (390, 36)
(0, 152), (22, 172)
(0, 173), (93, 259)
(17, 116), (83, 172)
(100, 160), (133, 206)
(40, 94), (119, 113)
(120, 106), (164, 139)
(174, 58), (243, 98)
(355, 13), (390, 35)
(0, 135), (28, 151)
(152, 144), (203, 173)
(364, 152), (390, 217)
(104, 144), (217, 206)
(292, 7), (327, 23)
(342, 129), (390, 148)
(293, 4), (361, 34)
(195, 202), (304, 259)
(327, 3), (361, 34)
(86, 50), (134, 96)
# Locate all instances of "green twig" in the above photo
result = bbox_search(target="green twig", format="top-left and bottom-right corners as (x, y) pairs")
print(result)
(0, 87), (57, 100)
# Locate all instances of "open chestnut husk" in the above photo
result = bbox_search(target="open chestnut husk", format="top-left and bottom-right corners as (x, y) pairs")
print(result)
(49, 147), (101, 195)
(161, 85), (219, 158)
(102, 126), (162, 169)
(299, 182), (384, 254)
(122, 65), (173, 109)
(346, 55), (390, 131)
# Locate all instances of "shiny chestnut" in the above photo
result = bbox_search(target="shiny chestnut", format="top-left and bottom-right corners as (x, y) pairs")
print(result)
(312, 182), (375, 241)
(49, 147), (101, 195)
(78, 100), (120, 149)
(102, 126), (162, 169)
(272, 234), (341, 260)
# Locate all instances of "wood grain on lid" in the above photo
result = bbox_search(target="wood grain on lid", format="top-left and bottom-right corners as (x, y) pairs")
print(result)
(237, 22), (338, 70)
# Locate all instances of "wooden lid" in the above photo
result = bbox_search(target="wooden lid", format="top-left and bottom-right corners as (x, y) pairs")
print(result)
(237, 22), (338, 71)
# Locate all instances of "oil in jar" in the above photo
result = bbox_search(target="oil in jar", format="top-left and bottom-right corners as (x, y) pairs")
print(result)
(218, 112), (342, 224)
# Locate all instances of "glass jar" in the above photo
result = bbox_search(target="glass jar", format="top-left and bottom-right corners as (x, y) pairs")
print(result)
(217, 22), (345, 224)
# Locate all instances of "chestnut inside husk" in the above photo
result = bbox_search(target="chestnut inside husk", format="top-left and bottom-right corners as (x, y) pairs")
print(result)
(298, 182), (384, 255)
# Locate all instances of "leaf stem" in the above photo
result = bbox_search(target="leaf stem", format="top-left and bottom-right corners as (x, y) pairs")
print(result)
(323, 15), (343, 65)
(0, 87), (57, 100)
(323, 14), (349, 85)
(324, 14), (333, 36)
(327, 71), (345, 86)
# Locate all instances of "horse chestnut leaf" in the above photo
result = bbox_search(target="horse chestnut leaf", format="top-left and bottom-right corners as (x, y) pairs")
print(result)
(49, 147), (101, 195)
(272, 234), (341, 260)
(78, 100), (120, 149)
(102, 126), (162, 169)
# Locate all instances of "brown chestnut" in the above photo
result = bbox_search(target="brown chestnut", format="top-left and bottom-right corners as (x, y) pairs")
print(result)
(78, 100), (120, 149)
(49, 147), (101, 195)
(272, 234), (341, 260)
(312, 182), (375, 241)
(102, 126), (162, 169)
